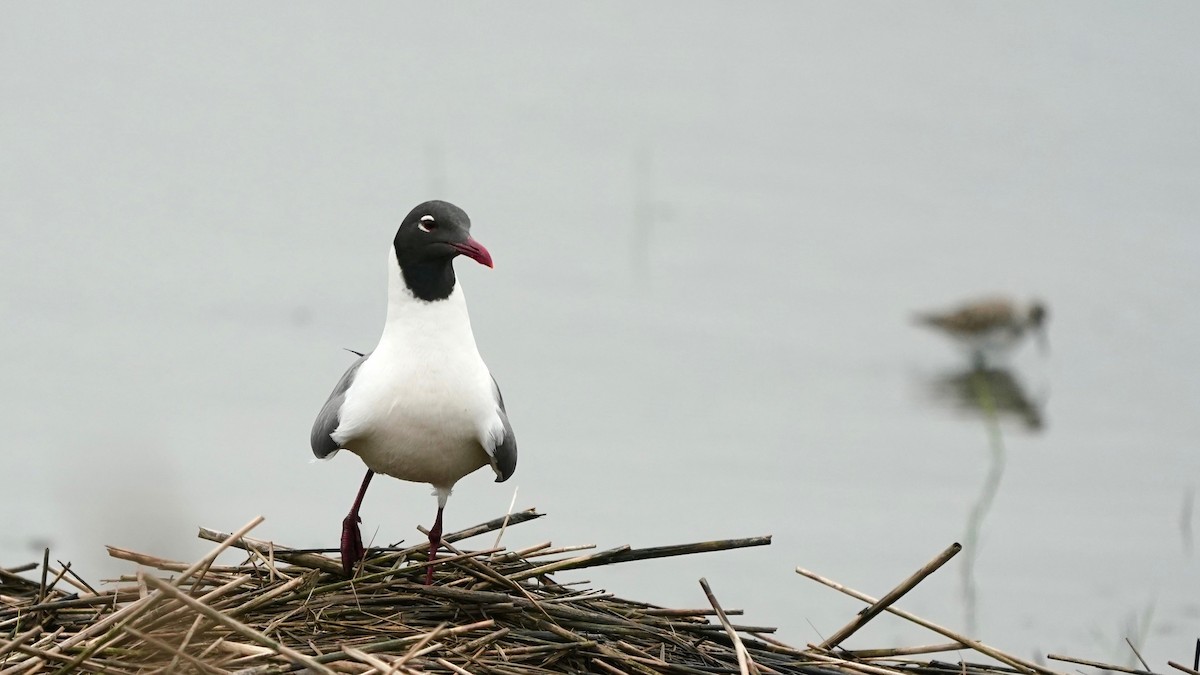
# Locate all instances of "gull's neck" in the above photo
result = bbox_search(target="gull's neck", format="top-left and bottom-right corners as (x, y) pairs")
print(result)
(378, 250), (479, 354)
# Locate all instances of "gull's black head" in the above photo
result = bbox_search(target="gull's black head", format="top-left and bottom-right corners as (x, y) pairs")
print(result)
(393, 200), (493, 301)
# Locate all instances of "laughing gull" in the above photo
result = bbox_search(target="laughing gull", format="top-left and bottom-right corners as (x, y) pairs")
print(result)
(914, 296), (1048, 367)
(310, 200), (517, 582)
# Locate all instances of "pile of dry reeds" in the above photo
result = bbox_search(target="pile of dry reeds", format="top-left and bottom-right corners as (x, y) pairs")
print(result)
(2, 509), (1196, 674)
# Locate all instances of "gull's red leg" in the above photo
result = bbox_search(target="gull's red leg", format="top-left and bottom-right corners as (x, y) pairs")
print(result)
(424, 506), (444, 585)
(341, 469), (374, 577)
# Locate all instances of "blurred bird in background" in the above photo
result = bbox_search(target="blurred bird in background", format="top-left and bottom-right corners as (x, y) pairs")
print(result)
(915, 297), (1049, 369)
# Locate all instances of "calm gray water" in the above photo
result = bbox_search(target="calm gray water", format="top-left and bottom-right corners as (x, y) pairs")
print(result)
(3, 2), (1199, 667)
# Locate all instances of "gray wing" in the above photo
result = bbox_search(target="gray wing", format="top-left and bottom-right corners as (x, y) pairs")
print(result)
(486, 374), (518, 482)
(310, 352), (369, 459)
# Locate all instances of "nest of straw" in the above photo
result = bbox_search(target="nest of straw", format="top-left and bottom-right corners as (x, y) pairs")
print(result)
(1, 510), (1192, 675)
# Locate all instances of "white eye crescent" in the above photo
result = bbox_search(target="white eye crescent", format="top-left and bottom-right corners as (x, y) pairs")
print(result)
(418, 215), (435, 233)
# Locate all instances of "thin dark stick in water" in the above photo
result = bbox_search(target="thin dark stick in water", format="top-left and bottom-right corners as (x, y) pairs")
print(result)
(1126, 638), (1151, 672)
(820, 542), (962, 649)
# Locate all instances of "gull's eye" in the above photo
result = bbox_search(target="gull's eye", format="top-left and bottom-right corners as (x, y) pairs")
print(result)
(417, 215), (436, 233)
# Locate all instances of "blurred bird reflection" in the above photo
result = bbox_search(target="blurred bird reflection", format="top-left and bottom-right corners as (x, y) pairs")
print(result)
(927, 366), (1046, 432)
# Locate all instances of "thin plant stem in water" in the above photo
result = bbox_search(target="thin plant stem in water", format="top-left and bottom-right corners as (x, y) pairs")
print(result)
(962, 369), (1008, 635)
(1181, 486), (1195, 557)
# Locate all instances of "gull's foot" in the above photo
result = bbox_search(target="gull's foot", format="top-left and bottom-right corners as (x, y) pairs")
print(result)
(340, 513), (365, 577)
(424, 514), (443, 586)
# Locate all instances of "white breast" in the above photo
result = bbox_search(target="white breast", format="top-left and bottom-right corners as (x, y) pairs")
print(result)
(332, 252), (499, 490)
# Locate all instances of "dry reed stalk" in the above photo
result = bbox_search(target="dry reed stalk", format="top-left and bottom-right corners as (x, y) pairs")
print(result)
(198, 530), (345, 571)
(700, 577), (759, 675)
(0, 626), (42, 660)
(120, 626), (228, 675)
(37, 550), (48, 608)
(641, 607), (744, 617)
(213, 640), (272, 657)
(505, 546), (631, 582)
(55, 560), (98, 597)
(803, 649), (910, 675)
(110, 573), (255, 655)
(308, 619), (496, 665)
(491, 487), (521, 550)
(523, 544), (598, 559)
(196, 528), (343, 575)
(819, 542), (962, 650)
(3, 591), (141, 615)
(845, 642), (966, 658)
(164, 614), (205, 673)
(3, 634), (118, 675)
(46, 586), (169, 673)
(141, 574), (333, 674)
(394, 621), (447, 667)
(440, 508), (543, 543)
(179, 515), (265, 587)
(41, 564), (87, 598)
(434, 656), (474, 674)
(104, 548), (190, 572)
(1047, 653), (1159, 675)
(225, 570), (315, 618)
(489, 541), (553, 562)
(589, 657), (634, 674)
(574, 537), (772, 570)
(341, 644), (422, 674)
(4, 508), (1180, 675)
(795, 563), (1056, 675)
(430, 537), (552, 618)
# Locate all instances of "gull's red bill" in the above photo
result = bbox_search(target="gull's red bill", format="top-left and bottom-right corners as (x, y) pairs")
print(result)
(451, 236), (494, 268)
